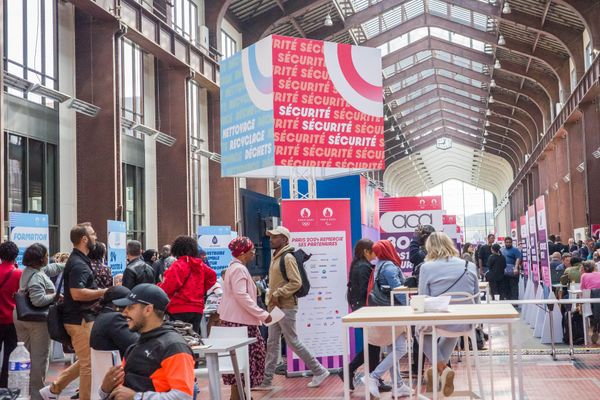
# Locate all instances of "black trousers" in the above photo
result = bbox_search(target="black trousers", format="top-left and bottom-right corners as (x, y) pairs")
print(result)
(489, 280), (504, 299)
(506, 276), (520, 300)
(0, 323), (18, 388)
(348, 344), (380, 376)
(170, 312), (203, 333)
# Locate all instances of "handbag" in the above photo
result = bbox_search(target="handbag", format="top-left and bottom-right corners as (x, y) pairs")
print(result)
(15, 272), (50, 322)
(368, 261), (395, 306)
(47, 276), (73, 348)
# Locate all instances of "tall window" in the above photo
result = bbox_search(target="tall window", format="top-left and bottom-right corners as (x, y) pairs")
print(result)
(171, 0), (198, 43)
(122, 164), (145, 244)
(4, 132), (58, 252)
(121, 39), (144, 138)
(3, 0), (57, 107)
(188, 81), (202, 228)
(585, 42), (593, 70)
(221, 30), (237, 59)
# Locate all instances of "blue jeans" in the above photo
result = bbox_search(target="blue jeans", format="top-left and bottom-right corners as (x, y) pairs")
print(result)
(370, 334), (407, 384)
(421, 335), (458, 364)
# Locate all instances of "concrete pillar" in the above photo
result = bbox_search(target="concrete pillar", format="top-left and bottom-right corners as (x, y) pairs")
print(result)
(582, 101), (600, 226)
(555, 134), (573, 237)
(156, 66), (192, 244)
(74, 12), (120, 240)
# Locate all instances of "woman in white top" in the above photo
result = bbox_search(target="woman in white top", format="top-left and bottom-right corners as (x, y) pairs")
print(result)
(418, 232), (479, 396)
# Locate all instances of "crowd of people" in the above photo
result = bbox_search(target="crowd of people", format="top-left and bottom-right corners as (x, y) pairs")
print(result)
(3, 220), (600, 399)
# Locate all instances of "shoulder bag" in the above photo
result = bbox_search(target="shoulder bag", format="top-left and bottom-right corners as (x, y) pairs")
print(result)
(15, 272), (51, 322)
(47, 276), (73, 348)
(368, 261), (395, 306)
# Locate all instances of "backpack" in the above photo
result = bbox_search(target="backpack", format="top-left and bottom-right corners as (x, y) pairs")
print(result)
(279, 249), (312, 298)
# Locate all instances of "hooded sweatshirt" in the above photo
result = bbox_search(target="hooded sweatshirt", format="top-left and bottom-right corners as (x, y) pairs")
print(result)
(159, 256), (217, 314)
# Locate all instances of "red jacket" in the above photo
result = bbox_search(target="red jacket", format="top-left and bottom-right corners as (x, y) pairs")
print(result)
(159, 256), (216, 315)
(0, 262), (22, 324)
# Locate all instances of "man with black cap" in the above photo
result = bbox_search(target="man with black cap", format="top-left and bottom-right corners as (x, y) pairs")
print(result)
(90, 286), (140, 357)
(100, 284), (195, 400)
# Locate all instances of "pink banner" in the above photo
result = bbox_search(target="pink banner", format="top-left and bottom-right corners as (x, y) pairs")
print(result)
(281, 199), (352, 373)
(528, 205), (540, 284)
(379, 196), (443, 275)
(520, 215), (530, 278)
(535, 196), (551, 286)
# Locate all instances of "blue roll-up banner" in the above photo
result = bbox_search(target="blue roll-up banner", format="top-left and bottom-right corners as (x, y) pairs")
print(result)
(197, 226), (234, 277)
(9, 212), (49, 266)
(107, 220), (127, 276)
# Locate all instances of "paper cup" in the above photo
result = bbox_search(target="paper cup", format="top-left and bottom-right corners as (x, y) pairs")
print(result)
(494, 294), (500, 301)
(411, 295), (427, 313)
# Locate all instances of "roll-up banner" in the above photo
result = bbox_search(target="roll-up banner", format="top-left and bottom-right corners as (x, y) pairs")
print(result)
(520, 215), (530, 278)
(528, 204), (540, 284)
(107, 220), (127, 276)
(379, 196), (444, 276)
(9, 212), (49, 266)
(510, 220), (518, 241)
(281, 199), (352, 374)
(197, 226), (234, 277)
(535, 196), (552, 286)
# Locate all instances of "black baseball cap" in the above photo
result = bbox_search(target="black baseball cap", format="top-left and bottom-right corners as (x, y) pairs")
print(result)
(113, 284), (170, 311)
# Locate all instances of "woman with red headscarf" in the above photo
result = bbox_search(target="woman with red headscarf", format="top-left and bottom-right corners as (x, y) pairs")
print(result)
(362, 240), (413, 398)
(218, 237), (272, 399)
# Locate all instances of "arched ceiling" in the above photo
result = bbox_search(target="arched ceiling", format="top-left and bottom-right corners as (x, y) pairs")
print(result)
(223, 0), (599, 199)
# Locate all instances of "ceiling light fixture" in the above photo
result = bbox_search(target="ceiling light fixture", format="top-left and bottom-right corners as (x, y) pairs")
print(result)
(489, 95), (495, 103)
(395, 133), (400, 140)
(405, 149), (409, 155)
(498, 34), (506, 46)
(485, 120), (491, 127)
(324, 13), (333, 27)
(490, 79), (496, 88)
(484, 130), (489, 136)
(400, 142), (405, 148)
(494, 59), (502, 69)
(503, 1), (512, 14)
(486, 109), (492, 116)
(483, 138), (487, 144)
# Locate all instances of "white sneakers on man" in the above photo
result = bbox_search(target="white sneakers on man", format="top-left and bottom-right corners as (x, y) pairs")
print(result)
(307, 369), (330, 387)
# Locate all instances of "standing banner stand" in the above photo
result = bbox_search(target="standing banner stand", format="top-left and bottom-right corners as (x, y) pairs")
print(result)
(107, 220), (127, 276)
(378, 196), (444, 276)
(525, 285), (540, 326)
(281, 199), (352, 375)
(541, 291), (564, 344)
(9, 212), (49, 265)
(518, 277), (525, 302)
(533, 289), (546, 337)
(197, 226), (234, 277)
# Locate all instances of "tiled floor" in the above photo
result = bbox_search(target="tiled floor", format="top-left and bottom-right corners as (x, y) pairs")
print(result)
(47, 320), (600, 399)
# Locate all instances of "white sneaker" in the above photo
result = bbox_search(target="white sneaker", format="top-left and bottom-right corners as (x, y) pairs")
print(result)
(252, 381), (273, 391)
(392, 383), (414, 398)
(361, 375), (381, 399)
(39, 386), (59, 400)
(307, 369), (330, 387)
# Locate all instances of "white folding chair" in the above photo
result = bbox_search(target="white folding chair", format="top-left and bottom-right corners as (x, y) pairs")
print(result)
(91, 349), (121, 400)
(417, 292), (485, 399)
(195, 326), (251, 400)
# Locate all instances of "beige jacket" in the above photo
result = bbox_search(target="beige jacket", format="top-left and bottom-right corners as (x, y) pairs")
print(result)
(267, 245), (302, 310)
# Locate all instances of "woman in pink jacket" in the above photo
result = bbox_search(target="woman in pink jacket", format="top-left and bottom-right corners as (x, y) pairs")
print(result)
(218, 237), (272, 399)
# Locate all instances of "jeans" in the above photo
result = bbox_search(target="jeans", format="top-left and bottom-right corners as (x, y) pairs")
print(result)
(370, 334), (407, 385)
(51, 320), (93, 400)
(13, 311), (51, 400)
(348, 343), (380, 376)
(263, 308), (325, 384)
(0, 324), (18, 388)
(420, 335), (458, 365)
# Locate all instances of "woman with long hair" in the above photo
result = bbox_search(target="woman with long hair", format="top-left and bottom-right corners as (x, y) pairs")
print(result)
(218, 237), (272, 399)
(13, 243), (64, 399)
(461, 243), (475, 264)
(418, 232), (479, 396)
(362, 240), (413, 398)
(88, 242), (113, 289)
(339, 239), (390, 393)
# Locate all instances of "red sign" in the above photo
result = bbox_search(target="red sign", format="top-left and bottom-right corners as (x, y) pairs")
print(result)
(272, 36), (384, 170)
(442, 215), (457, 225)
(379, 196), (443, 212)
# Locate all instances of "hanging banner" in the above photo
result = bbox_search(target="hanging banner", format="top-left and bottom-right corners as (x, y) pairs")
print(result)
(9, 212), (49, 266)
(535, 196), (551, 286)
(107, 220), (127, 276)
(379, 196), (444, 275)
(281, 199), (352, 373)
(510, 220), (518, 240)
(520, 215), (530, 278)
(197, 226), (234, 277)
(528, 205), (540, 284)
(220, 35), (383, 179)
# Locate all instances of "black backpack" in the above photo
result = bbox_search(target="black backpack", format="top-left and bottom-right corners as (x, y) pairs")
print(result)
(279, 249), (312, 298)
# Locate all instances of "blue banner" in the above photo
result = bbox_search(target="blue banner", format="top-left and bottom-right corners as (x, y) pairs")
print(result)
(9, 212), (49, 267)
(107, 220), (127, 276)
(197, 226), (234, 277)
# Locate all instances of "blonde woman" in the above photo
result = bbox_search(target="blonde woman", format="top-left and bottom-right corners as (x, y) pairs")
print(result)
(417, 232), (479, 396)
